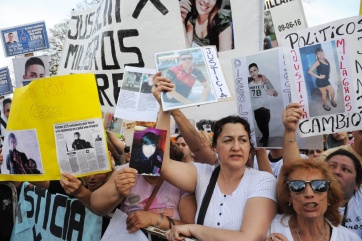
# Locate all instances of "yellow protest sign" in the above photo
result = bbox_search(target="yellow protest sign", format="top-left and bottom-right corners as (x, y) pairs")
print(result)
(0, 74), (111, 181)
(360, 0), (362, 15)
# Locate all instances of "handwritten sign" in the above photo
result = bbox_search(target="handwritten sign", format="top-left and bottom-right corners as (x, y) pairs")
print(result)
(0, 74), (110, 182)
(283, 16), (362, 137)
(58, 0), (186, 113)
(12, 183), (102, 241)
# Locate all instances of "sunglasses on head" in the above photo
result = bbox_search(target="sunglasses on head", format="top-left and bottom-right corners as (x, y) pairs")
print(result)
(180, 57), (193, 61)
(286, 180), (330, 193)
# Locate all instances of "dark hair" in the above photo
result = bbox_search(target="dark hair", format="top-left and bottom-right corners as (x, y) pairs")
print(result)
(278, 158), (342, 226)
(3, 98), (11, 109)
(28, 158), (37, 168)
(124, 146), (131, 153)
(24, 57), (45, 74)
(212, 115), (252, 147)
(8, 32), (13, 36)
(170, 142), (184, 162)
(8, 133), (17, 145)
(74, 132), (80, 136)
(326, 149), (362, 186)
(248, 63), (258, 70)
(141, 132), (159, 146)
(175, 134), (183, 141)
(185, 0), (223, 51)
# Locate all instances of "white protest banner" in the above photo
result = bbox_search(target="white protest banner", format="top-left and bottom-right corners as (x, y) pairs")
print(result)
(58, 0), (186, 113)
(232, 48), (323, 149)
(12, 55), (49, 88)
(263, 0), (307, 50)
(12, 182), (102, 241)
(283, 16), (362, 137)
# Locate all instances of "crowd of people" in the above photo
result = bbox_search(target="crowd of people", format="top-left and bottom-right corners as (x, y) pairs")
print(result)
(1, 68), (361, 241)
(1, 3), (361, 238)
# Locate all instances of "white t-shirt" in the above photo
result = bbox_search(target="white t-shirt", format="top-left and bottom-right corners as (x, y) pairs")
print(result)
(193, 163), (277, 230)
(339, 187), (362, 238)
(253, 151), (308, 178)
(248, 79), (268, 110)
(268, 214), (361, 241)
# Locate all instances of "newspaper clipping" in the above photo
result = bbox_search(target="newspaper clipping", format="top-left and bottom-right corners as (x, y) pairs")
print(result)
(54, 118), (109, 175)
(114, 66), (158, 122)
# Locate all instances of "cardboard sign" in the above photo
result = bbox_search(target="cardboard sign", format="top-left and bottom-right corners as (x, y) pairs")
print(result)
(0, 74), (110, 181)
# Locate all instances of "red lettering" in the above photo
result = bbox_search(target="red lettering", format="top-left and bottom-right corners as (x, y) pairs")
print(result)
(293, 64), (300, 70)
(345, 95), (351, 101)
(291, 50), (298, 62)
(342, 69), (348, 76)
(346, 103), (352, 111)
(342, 78), (348, 85)
(344, 86), (350, 93)
(336, 39), (345, 54)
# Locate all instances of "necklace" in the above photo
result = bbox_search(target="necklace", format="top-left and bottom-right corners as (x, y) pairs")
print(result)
(295, 222), (327, 241)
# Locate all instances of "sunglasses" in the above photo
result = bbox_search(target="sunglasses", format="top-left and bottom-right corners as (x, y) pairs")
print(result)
(286, 180), (330, 193)
(180, 57), (193, 61)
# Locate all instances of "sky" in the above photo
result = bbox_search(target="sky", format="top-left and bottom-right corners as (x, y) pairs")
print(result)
(0, 0), (360, 71)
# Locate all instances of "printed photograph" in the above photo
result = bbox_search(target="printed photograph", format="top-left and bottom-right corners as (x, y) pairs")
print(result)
(246, 50), (284, 147)
(264, 11), (278, 50)
(180, 0), (234, 52)
(1, 129), (43, 175)
(4, 31), (18, 44)
(155, 48), (217, 111)
(299, 40), (345, 117)
(129, 126), (167, 176)
(122, 71), (142, 92)
(69, 131), (93, 151)
(12, 55), (49, 88)
(140, 73), (154, 94)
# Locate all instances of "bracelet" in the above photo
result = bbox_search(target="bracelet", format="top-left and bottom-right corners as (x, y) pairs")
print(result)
(155, 213), (164, 228)
(288, 139), (296, 143)
(166, 216), (175, 229)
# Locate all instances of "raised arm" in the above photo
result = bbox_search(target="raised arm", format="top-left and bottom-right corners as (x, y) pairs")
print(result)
(153, 73), (197, 193)
(171, 109), (217, 164)
(254, 148), (273, 174)
(60, 172), (92, 210)
(89, 167), (136, 215)
(282, 103), (303, 163)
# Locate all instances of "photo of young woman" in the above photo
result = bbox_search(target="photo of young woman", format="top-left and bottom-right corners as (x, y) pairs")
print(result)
(179, 0), (233, 52)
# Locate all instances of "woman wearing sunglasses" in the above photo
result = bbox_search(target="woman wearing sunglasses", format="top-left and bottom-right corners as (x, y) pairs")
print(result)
(265, 158), (360, 241)
(278, 103), (362, 239)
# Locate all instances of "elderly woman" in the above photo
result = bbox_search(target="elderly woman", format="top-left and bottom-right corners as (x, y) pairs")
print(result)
(152, 72), (277, 241)
(265, 158), (360, 241)
(281, 103), (362, 238)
